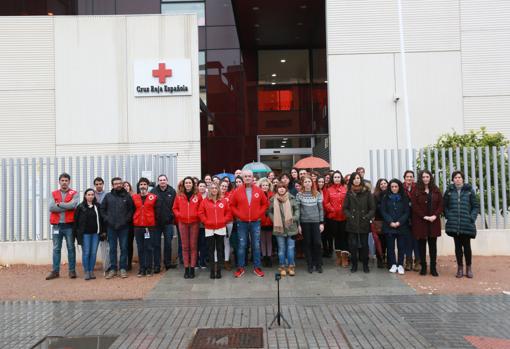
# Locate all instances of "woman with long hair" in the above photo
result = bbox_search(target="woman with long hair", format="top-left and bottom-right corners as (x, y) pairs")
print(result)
(197, 180), (208, 269)
(73, 188), (104, 280)
(443, 171), (479, 278)
(220, 180), (234, 270)
(372, 178), (389, 268)
(173, 177), (202, 278)
(343, 172), (375, 273)
(323, 170), (349, 266)
(268, 183), (299, 276)
(411, 170), (443, 276)
(198, 182), (232, 279)
(296, 175), (324, 273)
(123, 181), (135, 271)
(258, 177), (274, 267)
(380, 179), (410, 275)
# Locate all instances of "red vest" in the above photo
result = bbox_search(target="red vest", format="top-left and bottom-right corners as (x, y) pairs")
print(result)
(132, 193), (158, 227)
(50, 189), (78, 225)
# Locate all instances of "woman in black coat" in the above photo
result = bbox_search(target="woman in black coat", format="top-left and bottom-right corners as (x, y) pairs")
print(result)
(380, 179), (410, 275)
(343, 172), (375, 273)
(73, 188), (105, 280)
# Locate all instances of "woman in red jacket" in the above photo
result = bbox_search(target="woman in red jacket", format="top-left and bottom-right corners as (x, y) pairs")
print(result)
(410, 170), (443, 276)
(173, 176), (202, 279)
(198, 182), (232, 279)
(258, 177), (274, 267)
(323, 171), (349, 267)
(220, 179), (234, 270)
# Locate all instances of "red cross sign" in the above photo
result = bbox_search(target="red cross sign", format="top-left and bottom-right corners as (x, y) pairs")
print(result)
(152, 63), (172, 84)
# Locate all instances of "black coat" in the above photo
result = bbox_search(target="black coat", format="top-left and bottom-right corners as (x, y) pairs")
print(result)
(100, 189), (135, 230)
(380, 193), (411, 235)
(73, 202), (105, 245)
(343, 187), (375, 234)
(151, 184), (177, 226)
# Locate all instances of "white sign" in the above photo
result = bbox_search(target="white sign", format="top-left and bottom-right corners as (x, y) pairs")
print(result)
(134, 59), (192, 97)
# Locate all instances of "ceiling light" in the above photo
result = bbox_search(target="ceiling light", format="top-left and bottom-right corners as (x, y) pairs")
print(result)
(300, 5), (307, 9)
(47, 12), (54, 15)
(254, 23), (260, 28)
(282, 140), (287, 143)
(271, 73), (277, 77)
(297, 22), (303, 26)
(280, 59), (286, 63)
(255, 37), (260, 41)
(283, 137), (288, 140)
(280, 145), (285, 148)
(324, 80), (328, 83)
(252, 6), (259, 11)
(271, 82), (276, 85)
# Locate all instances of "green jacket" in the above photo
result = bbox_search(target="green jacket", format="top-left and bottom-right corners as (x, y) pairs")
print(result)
(343, 187), (375, 234)
(267, 195), (300, 237)
(443, 184), (479, 238)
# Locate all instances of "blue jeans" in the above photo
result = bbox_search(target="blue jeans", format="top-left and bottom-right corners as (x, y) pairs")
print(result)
(276, 236), (295, 266)
(152, 224), (175, 269)
(52, 225), (76, 272)
(82, 233), (99, 273)
(236, 221), (261, 268)
(198, 227), (208, 267)
(386, 233), (406, 266)
(135, 227), (154, 272)
(405, 234), (420, 260)
(107, 227), (129, 271)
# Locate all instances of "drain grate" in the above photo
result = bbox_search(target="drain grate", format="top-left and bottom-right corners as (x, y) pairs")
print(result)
(31, 335), (118, 349)
(189, 327), (264, 348)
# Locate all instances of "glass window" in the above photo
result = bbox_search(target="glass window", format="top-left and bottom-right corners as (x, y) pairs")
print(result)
(199, 51), (206, 103)
(258, 50), (310, 86)
(258, 90), (293, 112)
(161, 2), (205, 26)
(206, 0), (235, 26)
(206, 26), (239, 49)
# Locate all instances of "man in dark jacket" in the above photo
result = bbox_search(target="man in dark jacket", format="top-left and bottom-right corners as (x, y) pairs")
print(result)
(100, 177), (135, 279)
(151, 174), (177, 272)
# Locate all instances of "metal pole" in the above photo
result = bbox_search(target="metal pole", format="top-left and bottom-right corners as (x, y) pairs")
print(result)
(397, 0), (413, 170)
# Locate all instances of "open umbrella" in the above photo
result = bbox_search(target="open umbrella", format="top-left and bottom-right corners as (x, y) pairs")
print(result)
(242, 161), (272, 174)
(214, 172), (235, 182)
(293, 156), (330, 169)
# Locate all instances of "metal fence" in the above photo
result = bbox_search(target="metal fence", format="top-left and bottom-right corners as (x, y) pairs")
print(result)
(0, 153), (177, 242)
(369, 146), (510, 230)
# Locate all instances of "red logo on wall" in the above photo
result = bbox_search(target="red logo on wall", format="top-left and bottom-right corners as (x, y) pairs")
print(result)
(152, 63), (172, 84)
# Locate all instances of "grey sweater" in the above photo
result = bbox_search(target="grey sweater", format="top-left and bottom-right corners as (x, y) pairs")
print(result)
(295, 191), (324, 223)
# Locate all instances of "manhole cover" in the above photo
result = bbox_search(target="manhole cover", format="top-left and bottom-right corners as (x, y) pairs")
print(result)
(190, 327), (264, 348)
(31, 335), (118, 349)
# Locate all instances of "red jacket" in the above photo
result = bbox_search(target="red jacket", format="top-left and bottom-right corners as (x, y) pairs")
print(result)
(323, 184), (347, 221)
(198, 197), (232, 229)
(229, 184), (269, 222)
(260, 191), (274, 227)
(132, 193), (158, 227)
(50, 189), (78, 225)
(172, 192), (202, 224)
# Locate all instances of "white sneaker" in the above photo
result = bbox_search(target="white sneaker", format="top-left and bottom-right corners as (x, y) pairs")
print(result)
(389, 264), (398, 273)
(397, 265), (405, 275)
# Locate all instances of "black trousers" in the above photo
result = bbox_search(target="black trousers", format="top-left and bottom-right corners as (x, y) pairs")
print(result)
(301, 222), (323, 267)
(329, 219), (348, 251)
(127, 225), (134, 269)
(453, 235), (472, 266)
(418, 237), (437, 266)
(349, 233), (369, 266)
(207, 234), (225, 268)
(322, 219), (334, 255)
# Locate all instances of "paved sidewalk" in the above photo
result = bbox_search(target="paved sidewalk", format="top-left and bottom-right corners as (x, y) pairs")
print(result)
(2, 262), (510, 348)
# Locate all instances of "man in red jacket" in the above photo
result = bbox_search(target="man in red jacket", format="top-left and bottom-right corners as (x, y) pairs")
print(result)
(132, 177), (160, 277)
(229, 170), (269, 278)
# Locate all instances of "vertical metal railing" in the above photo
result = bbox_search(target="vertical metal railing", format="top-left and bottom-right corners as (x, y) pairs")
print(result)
(369, 146), (510, 230)
(0, 153), (178, 242)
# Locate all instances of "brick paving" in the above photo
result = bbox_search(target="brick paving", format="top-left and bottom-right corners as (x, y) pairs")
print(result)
(1, 263), (510, 348)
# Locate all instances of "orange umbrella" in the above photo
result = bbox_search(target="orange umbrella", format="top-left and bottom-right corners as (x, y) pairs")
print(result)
(293, 156), (330, 169)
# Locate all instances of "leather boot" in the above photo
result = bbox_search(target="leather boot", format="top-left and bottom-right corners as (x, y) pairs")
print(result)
(420, 262), (427, 276)
(466, 265), (473, 278)
(413, 258), (421, 272)
(210, 263), (216, 279)
(363, 261), (370, 273)
(430, 263), (438, 277)
(341, 251), (350, 268)
(189, 267), (195, 279)
(376, 255), (384, 269)
(184, 267), (190, 279)
(350, 261), (358, 273)
(278, 265), (287, 277)
(224, 260), (232, 271)
(405, 257), (413, 271)
(456, 265), (463, 278)
(335, 251), (342, 266)
(216, 264), (222, 279)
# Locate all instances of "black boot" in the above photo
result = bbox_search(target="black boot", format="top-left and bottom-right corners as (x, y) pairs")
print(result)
(351, 262), (358, 273)
(430, 263), (438, 277)
(216, 264), (222, 279)
(210, 263), (216, 279)
(420, 261), (427, 276)
(184, 267), (190, 279)
(376, 255), (384, 269)
(363, 261), (370, 273)
(189, 267), (195, 279)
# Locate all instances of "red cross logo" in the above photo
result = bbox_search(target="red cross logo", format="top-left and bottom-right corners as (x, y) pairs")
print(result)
(152, 63), (172, 84)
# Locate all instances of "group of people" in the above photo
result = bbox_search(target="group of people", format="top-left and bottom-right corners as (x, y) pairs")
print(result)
(46, 165), (479, 281)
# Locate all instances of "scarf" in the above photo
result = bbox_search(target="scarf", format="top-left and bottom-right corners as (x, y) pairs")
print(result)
(352, 184), (363, 193)
(389, 193), (401, 202)
(273, 192), (293, 234)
